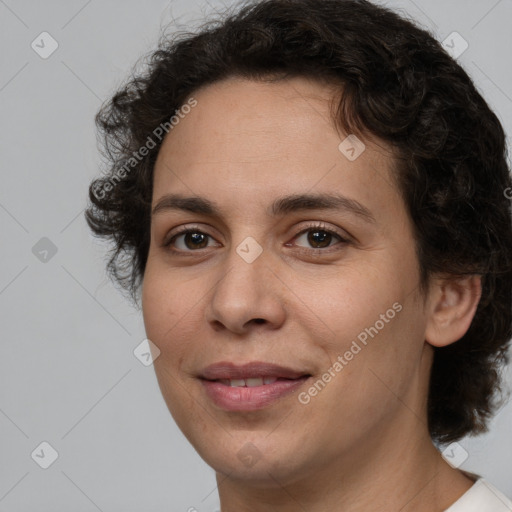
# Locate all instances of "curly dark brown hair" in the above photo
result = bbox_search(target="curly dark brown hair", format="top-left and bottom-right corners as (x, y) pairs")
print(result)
(85, 0), (512, 444)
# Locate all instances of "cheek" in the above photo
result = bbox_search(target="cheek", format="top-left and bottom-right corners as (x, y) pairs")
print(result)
(141, 263), (210, 369)
(141, 268), (167, 342)
(309, 259), (424, 385)
(302, 301), (426, 448)
(306, 263), (399, 347)
(141, 267), (198, 415)
(141, 264), (184, 352)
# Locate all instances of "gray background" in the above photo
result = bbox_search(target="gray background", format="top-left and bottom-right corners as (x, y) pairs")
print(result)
(0, 0), (511, 510)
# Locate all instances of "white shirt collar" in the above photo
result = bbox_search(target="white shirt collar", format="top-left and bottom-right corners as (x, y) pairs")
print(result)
(444, 478), (512, 511)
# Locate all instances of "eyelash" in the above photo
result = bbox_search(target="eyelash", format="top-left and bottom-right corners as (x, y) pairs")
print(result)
(163, 222), (350, 256)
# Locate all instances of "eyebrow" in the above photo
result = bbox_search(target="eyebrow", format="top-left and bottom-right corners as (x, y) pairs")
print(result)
(151, 192), (376, 224)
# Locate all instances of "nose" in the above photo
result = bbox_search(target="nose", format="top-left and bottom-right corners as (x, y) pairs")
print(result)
(205, 246), (287, 335)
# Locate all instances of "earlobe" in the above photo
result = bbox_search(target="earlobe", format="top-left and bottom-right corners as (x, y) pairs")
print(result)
(425, 275), (482, 348)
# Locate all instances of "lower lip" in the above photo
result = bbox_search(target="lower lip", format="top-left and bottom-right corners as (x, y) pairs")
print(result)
(200, 377), (311, 411)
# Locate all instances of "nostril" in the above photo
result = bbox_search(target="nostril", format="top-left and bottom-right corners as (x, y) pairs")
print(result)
(253, 318), (265, 324)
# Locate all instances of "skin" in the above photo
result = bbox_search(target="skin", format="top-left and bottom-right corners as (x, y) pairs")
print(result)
(141, 76), (482, 512)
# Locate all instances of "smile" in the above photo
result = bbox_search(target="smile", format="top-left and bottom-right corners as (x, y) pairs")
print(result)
(218, 377), (279, 386)
(200, 375), (311, 411)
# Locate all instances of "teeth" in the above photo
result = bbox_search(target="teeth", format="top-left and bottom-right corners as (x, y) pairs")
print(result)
(220, 377), (279, 387)
(245, 378), (264, 387)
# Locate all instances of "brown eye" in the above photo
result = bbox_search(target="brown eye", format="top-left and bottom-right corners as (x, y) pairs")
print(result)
(293, 227), (347, 250)
(165, 230), (215, 251)
(182, 232), (209, 249)
(306, 230), (333, 248)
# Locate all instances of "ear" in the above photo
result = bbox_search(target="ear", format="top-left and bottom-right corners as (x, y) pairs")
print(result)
(425, 275), (482, 348)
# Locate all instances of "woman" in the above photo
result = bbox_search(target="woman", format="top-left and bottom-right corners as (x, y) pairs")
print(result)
(86, 0), (512, 510)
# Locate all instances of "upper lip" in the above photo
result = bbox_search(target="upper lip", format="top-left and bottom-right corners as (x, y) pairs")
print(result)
(199, 361), (310, 380)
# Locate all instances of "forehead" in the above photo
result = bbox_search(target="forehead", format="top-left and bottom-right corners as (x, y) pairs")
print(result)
(164, 76), (340, 159)
(152, 76), (401, 223)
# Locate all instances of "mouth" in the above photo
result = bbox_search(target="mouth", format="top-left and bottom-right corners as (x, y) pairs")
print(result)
(199, 360), (310, 381)
(212, 376), (300, 387)
(198, 361), (312, 411)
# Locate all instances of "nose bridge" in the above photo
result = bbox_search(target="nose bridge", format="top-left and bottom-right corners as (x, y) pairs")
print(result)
(218, 235), (269, 305)
(207, 234), (285, 332)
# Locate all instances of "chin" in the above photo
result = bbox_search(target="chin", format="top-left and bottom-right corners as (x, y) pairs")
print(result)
(195, 434), (310, 486)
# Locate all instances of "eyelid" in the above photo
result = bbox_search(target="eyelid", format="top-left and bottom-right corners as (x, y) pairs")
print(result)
(291, 221), (350, 242)
(286, 222), (350, 254)
(163, 223), (218, 246)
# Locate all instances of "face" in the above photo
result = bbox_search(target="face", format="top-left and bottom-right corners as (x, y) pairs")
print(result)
(142, 76), (434, 486)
